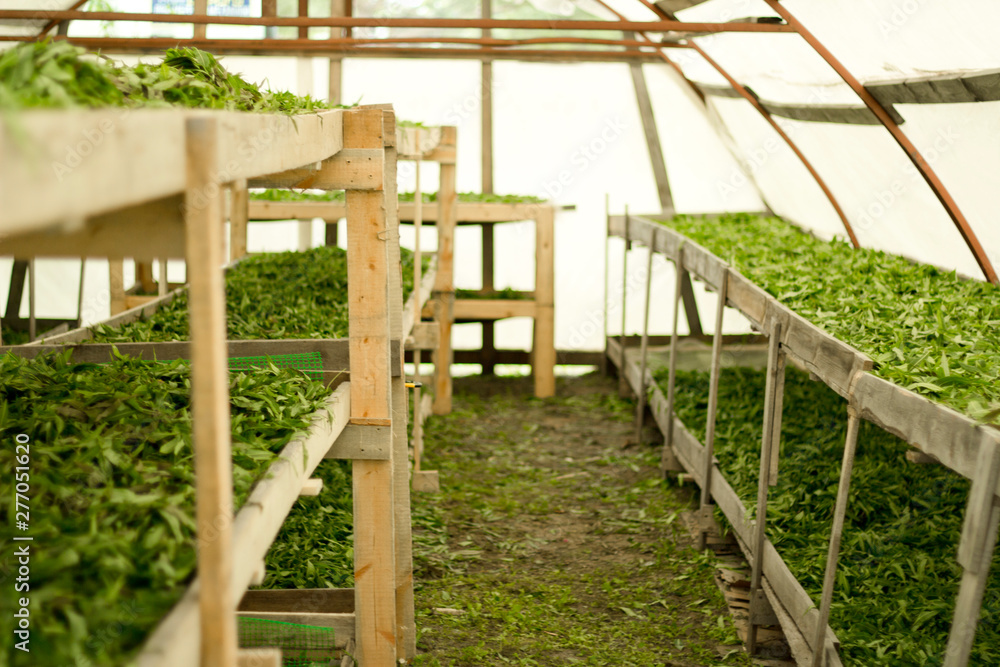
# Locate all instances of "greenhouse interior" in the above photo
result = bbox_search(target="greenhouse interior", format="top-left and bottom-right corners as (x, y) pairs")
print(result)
(1, 1), (999, 666)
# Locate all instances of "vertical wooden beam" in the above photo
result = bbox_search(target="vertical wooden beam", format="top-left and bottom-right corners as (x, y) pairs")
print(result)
(76, 259), (86, 327)
(600, 198), (610, 376)
(481, 224), (496, 375)
(230, 179), (249, 262)
(662, 248), (685, 454)
(432, 127), (457, 415)
(262, 0), (277, 40)
(634, 238), (655, 443)
(626, 37), (673, 215)
(748, 322), (783, 655)
(945, 438), (1000, 667)
(135, 262), (155, 294)
(328, 0), (346, 105)
(533, 206), (556, 398)
(185, 116), (237, 667)
(697, 268), (728, 550)
(480, 0), (496, 377)
(27, 258), (36, 341)
(679, 270), (703, 337)
(193, 0), (207, 39)
(344, 108), (397, 667)
(379, 110), (416, 661)
(158, 259), (168, 297)
(811, 405), (861, 667)
(325, 220), (339, 247)
(109, 259), (126, 316)
(618, 210), (630, 398)
(4, 260), (28, 325)
(298, 0), (308, 39)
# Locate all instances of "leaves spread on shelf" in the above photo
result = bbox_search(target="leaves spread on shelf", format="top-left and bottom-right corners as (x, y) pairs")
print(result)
(659, 365), (1000, 665)
(656, 214), (1000, 425)
(0, 351), (331, 666)
(248, 189), (547, 204)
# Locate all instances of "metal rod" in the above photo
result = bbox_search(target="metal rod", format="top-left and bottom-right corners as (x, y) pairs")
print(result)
(634, 234), (656, 443)
(0, 10), (797, 32)
(697, 269), (728, 550)
(762, 0), (997, 284)
(811, 408), (861, 667)
(663, 247), (685, 451)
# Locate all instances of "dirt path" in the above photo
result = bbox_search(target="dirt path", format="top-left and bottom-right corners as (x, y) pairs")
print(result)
(409, 373), (753, 667)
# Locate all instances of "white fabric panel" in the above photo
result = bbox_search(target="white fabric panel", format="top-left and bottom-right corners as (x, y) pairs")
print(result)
(643, 63), (765, 213)
(705, 95), (994, 278)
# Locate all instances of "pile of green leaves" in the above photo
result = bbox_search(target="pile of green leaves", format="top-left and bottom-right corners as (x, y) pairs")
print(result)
(248, 189), (547, 204)
(0, 40), (330, 113)
(657, 214), (1000, 424)
(660, 366), (1000, 665)
(90, 245), (424, 343)
(258, 460), (355, 589)
(0, 351), (331, 666)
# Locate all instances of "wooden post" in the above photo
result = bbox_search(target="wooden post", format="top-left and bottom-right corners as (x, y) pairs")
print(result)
(379, 111), (416, 661)
(298, 0), (308, 39)
(136, 262), (155, 293)
(27, 258), (36, 341)
(193, 0), (207, 39)
(325, 220), (339, 247)
(230, 179), (249, 262)
(432, 127), (457, 415)
(412, 138), (425, 470)
(185, 116), (237, 667)
(944, 438), (1000, 667)
(634, 235), (655, 444)
(481, 224), (496, 375)
(480, 0), (496, 376)
(811, 405), (862, 667)
(109, 259), (126, 316)
(4, 260), (28, 330)
(328, 0), (346, 105)
(344, 108), (397, 666)
(618, 209), (630, 398)
(748, 322), (784, 655)
(679, 270), (704, 338)
(533, 206), (556, 398)
(158, 259), (168, 297)
(697, 268), (728, 550)
(76, 259), (86, 327)
(662, 248), (685, 452)
(601, 196), (610, 376)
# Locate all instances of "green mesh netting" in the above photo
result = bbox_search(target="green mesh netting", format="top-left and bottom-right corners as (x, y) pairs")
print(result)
(227, 352), (324, 381)
(238, 616), (339, 666)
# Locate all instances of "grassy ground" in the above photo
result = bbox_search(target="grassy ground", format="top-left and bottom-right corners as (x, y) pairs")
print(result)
(408, 372), (752, 666)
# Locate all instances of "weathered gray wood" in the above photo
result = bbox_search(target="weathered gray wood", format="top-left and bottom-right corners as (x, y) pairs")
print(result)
(698, 269), (728, 548)
(634, 240), (656, 443)
(4, 260), (28, 326)
(957, 439), (1000, 572)
(627, 48), (673, 214)
(945, 497), (1000, 667)
(662, 249), (686, 453)
(725, 270), (768, 328)
(679, 269), (704, 337)
(854, 374), (1000, 492)
(768, 353), (786, 487)
(766, 300), (872, 398)
(619, 211), (631, 398)
(812, 408), (861, 667)
(749, 323), (782, 654)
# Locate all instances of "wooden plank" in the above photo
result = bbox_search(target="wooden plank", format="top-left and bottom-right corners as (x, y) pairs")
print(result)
(853, 374), (1000, 491)
(698, 269), (728, 549)
(449, 349), (602, 366)
(248, 200), (553, 226)
(454, 298), (536, 320)
(767, 300), (872, 399)
(662, 249), (686, 452)
(239, 588), (354, 614)
(193, 0), (207, 39)
(109, 259), (126, 316)
(628, 51), (673, 213)
(299, 478), (323, 496)
(811, 409), (861, 667)
(634, 241), (655, 443)
(401, 260), (437, 340)
(618, 215), (631, 398)
(533, 205), (556, 397)
(945, 499), (1000, 667)
(236, 649), (282, 667)
(185, 116), (237, 667)
(3, 260), (28, 325)
(344, 108), (397, 667)
(679, 269), (704, 337)
(748, 324), (782, 653)
(725, 269), (768, 327)
(136, 262), (155, 293)
(0, 109), (345, 237)
(957, 438), (1000, 571)
(248, 148), (382, 190)
(405, 322), (439, 351)
(432, 126), (457, 415)
(230, 179), (249, 261)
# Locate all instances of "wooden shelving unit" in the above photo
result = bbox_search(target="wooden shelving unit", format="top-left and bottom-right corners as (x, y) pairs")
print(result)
(605, 212), (1000, 667)
(0, 106), (416, 666)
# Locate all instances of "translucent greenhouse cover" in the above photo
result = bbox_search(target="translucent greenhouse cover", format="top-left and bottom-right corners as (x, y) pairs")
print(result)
(1, 0), (998, 354)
